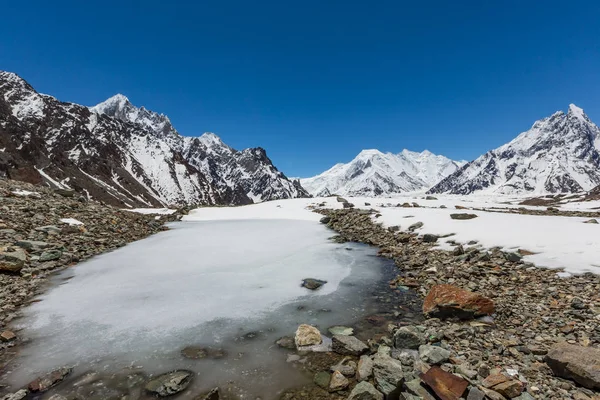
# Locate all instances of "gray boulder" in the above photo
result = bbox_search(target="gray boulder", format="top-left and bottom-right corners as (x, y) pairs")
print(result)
(545, 342), (600, 389)
(332, 335), (369, 356)
(419, 345), (451, 365)
(373, 354), (404, 397)
(393, 326), (424, 349)
(347, 381), (384, 400)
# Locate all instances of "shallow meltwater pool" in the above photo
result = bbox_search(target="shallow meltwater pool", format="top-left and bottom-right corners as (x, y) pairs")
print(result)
(1, 219), (416, 399)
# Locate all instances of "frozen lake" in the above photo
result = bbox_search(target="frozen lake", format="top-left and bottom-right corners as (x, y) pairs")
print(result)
(3, 219), (404, 399)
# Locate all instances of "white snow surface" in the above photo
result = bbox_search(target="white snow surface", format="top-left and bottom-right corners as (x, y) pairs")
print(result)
(189, 194), (600, 275)
(300, 148), (465, 197)
(126, 207), (176, 215)
(59, 218), (84, 226)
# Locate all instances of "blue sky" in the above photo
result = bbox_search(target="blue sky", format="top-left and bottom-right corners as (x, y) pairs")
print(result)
(2, 1), (600, 177)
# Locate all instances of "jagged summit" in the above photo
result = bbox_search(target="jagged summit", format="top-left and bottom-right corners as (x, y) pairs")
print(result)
(429, 104), (600, 195)
(301, 149), (464, 197)
(0, 70), (308, 207)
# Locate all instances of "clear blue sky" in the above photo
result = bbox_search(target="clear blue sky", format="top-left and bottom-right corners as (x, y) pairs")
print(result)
(2, 1), (599, 177)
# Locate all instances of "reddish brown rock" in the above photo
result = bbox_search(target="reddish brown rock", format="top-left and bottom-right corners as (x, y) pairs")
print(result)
(419, 366), (468, 400)
(423, 284), (495, 319)
(482, 373), (510, 388)
(28, 367), (73, 392)
(0, 330), (16, 342)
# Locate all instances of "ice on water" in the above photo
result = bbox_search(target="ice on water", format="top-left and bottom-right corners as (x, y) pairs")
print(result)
(7, 219), (386, 397)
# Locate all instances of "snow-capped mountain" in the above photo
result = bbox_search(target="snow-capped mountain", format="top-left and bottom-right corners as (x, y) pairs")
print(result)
(300, 149), (465, 197)
(0, 71), (308, 207)
(429, 104), (600, 195)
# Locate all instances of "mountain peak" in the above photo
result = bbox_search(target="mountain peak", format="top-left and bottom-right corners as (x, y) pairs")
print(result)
(90, 93), (131, 116)
(567, 103), (586, 120)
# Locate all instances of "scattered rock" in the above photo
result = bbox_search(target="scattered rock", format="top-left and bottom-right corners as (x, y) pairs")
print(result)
(426, 196), (438, 200)
(423, 284), (495, 319)
(329, 370), (349, 391)
(408, 222), (424, 231)
(328, 325), (354, 336)
(373, 354), (404, 396)
(39, 249), (62, 262)
(145, 370), (193, 397)
(0, 330), (16, 342)
(28, 367), (73, 392)
(404, 378), (436, 400)
(275, 336), (296, 350)
(314, 371), (331, 389)
(504, 252), (523, 263)
(332, 334), (369, 356)
(419, 366), (469, 400)
(450, 213), (478, 220)
(357, 354), (374, 381)
(422, 234), (439, 243)
(583, 218), (598, 224)
(0, 390), (28, 400)
(466, 387), (485, 400)
(294, 324), (322, 347)
(301, 278), (327, 290)
(393, 326), (424, 349)
(347, 381), (384, 400)
(320, 216), (331, 224)
(419, 344), (451, 365)
(545, 342), (600, 389)
(181, 346), (226, 360)
(0, 247), (27, 272)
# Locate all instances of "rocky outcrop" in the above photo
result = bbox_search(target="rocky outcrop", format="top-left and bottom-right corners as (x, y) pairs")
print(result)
(0, 71), (308, 207)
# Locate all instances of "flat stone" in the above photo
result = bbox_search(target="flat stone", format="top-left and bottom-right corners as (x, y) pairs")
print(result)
(504, 252), (523, 262)
(329, 370), (349, 391)
(294, 324), (322, 347)
(15, 240), (52, 250)
(419, 344), (451, 365)
(301, 278), (327, 290)
(28, 367), (73, 392)
(314, 371), (331, 389)
(181, 346), (226, 360)
(408, 222), (424, 231)
(482, 373), (510, 388)
(332, 334), (369, 356)
(357, 355), (374, 381)
(0, 330), (16, 342)
(328, 325), (354, 336)
(145, 370), (193, 397)
(545, 342), (600, 389)
(450, 213), (478, 220)
(0, 247), (27, 272)
(423, 284), (495, 319)
(493, 380), (524, 398)
(583, 218), (598, 224)
(347, 381), (384, 400)
(393, 326), (424, 349)
(419, 366), (469, 400)
(405, 378), (436, 400)
(39, 249), (62, 262)
(275, 336), (296, 350)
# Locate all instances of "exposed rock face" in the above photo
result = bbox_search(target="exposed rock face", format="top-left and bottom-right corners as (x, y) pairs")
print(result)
(0, 71), (308, 207)
(294, 324), (322, 347)
(423, 284), (495, 319)
(429, 104), (600, 195)
(545, 342), (600, 389)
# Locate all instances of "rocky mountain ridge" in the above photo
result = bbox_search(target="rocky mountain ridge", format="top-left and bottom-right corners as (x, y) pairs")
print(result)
(300, 149), (465, 197)
(429, 104), (600, 195)
(0, 71), (308, 207)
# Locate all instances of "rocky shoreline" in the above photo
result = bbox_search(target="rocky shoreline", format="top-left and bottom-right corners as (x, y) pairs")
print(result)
(277, 207), (600, 399)
(0, 179), (186, 391)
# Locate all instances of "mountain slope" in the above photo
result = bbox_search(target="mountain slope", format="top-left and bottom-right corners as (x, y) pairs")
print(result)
(429, 104), (600, 195)
(0, 71), (308, 207)
(300, 149), (465, 196)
